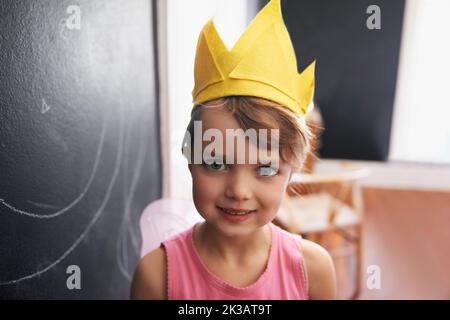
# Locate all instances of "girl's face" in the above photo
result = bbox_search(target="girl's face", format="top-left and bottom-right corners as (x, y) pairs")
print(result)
(189, 107), (293, 237)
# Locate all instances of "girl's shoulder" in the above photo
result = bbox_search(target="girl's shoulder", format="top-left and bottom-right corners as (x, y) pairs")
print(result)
(297, 238), (337, 299)
(130, 246), (167, 300)
(130, 225), (195, 300)
(272, 225), (336, 298)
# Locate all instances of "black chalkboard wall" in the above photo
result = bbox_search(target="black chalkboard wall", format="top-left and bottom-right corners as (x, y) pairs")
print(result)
(0, 0), (160, 298)
(262, 0), (405, 160)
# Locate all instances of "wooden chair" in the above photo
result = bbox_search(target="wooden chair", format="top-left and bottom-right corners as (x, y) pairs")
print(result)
(274, 161), (370, 299)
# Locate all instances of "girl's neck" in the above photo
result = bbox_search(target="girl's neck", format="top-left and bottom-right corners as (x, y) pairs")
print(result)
(195, 222), (271, 263)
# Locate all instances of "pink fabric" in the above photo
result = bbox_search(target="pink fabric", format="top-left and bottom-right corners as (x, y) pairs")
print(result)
(161, 222), (309, 300)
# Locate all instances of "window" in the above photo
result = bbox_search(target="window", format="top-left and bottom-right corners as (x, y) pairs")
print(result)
(390, 0), (450, 164)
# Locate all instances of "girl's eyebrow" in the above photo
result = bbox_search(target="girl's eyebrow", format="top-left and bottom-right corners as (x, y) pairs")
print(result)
(202, 148), (282, 164)
(205, 154), (280, 167)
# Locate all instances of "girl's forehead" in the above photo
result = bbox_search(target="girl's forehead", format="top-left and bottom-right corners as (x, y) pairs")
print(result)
(199, 134), (282, 167)
(192, 106), (285, 167)
(199, 107), (241, 131)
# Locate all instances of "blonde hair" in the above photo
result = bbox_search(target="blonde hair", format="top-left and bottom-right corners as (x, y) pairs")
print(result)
(182, 96), (314, 170)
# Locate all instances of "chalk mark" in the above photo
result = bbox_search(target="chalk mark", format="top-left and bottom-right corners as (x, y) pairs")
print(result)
(0, 107), (124, 286)
(41, 98), (51, 114)
(27, 201), (61, 210)
(59, 18), (70, 42)
(0, 117), (107, 219)
(116, 111), (148, 281)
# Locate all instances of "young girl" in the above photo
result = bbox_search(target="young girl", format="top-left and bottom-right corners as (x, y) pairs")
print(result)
(131, 0), (336, 300)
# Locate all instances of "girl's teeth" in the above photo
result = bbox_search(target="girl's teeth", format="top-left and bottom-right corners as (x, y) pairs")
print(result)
(222, 209), (251, 215)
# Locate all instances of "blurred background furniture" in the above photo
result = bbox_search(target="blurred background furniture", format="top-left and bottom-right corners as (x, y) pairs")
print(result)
(302, 103), (324, 174)
(274, 160), (370, 299)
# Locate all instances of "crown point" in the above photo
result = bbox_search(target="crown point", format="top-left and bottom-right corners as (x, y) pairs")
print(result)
(192, 0), (314, 117)
(263, 0), (282, 15)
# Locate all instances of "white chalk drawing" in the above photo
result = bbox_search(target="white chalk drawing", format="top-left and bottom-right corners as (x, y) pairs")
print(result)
(116, 112), (148, 280)
(27, 200), (61, 210)
(0, 108), (124, 286)
(59, 18), (70, 41)
(0, 117), (107, 219)
(41, 98), (51, 114)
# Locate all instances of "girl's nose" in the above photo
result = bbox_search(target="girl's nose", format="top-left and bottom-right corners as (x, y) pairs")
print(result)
(224, 170), (252, 201)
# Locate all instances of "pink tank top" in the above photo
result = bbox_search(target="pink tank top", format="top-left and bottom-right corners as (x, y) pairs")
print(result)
(161, 222), (309, 300)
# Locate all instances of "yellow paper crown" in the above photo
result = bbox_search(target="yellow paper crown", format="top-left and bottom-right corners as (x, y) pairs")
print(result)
(192, 0), (315, 117)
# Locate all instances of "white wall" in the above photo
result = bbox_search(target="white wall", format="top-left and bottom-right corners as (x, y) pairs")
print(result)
(158, 0), (259, 199)
(389, 0), (450, 164)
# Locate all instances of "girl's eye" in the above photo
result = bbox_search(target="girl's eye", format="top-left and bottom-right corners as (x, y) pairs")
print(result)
(204, 159), (225, 171)
(258, 166), (278, 177)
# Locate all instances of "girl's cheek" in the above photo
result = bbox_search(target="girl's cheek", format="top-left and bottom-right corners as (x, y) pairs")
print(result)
(261, 187), (283, 207)
(192, 170), (222, 202)
(257, 177), (289, 208)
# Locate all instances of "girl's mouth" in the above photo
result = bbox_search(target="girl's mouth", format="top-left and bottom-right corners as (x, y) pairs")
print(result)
(217, 207), (256, 222)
